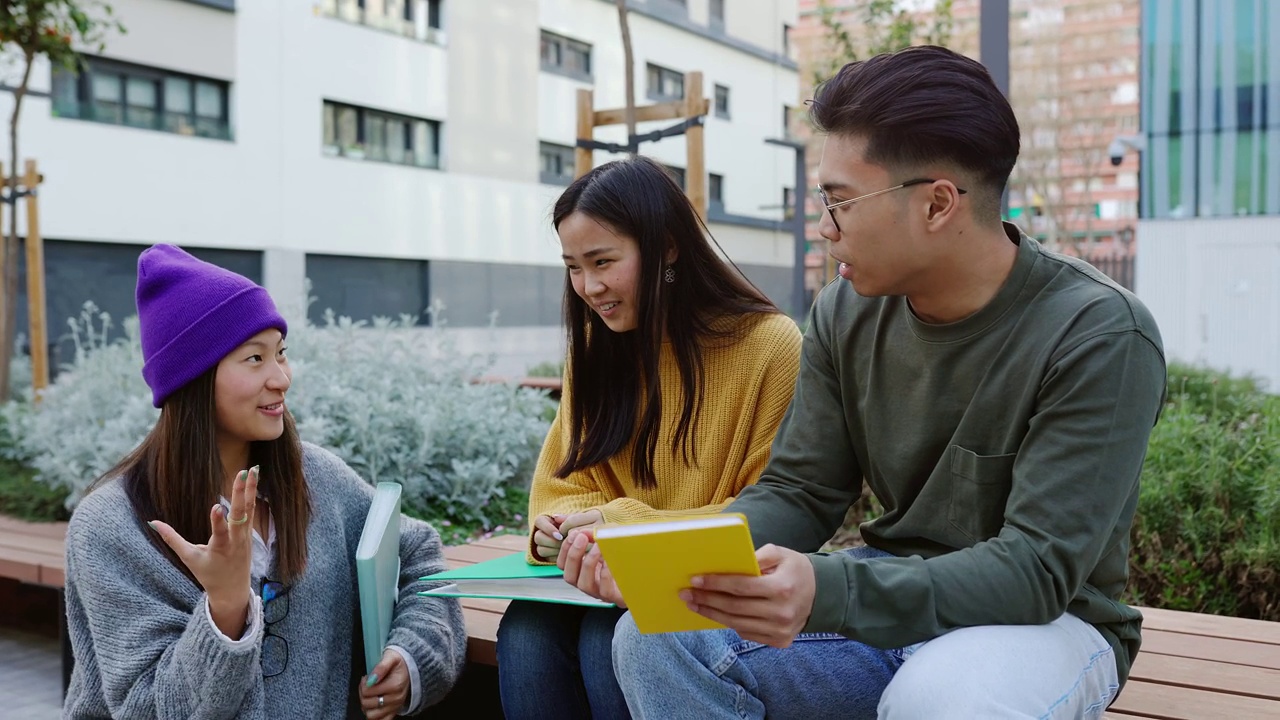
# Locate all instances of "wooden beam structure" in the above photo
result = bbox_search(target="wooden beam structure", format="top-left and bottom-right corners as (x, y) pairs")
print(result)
(574, 71), (710, 219)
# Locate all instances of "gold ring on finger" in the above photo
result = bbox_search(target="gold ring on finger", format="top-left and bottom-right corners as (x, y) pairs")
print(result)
(227, 514), (250, 525)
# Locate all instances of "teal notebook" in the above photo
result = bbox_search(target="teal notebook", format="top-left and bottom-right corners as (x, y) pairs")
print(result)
(356, 483), (403, 675)
(419, 551), (613, 607)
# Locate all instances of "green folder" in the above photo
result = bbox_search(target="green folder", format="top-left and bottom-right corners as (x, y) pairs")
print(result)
(419, 551), (614, 607)
(356, 482), (403, 676)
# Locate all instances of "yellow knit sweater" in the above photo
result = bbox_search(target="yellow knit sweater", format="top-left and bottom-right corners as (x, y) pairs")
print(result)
(527, 312), (802, 562)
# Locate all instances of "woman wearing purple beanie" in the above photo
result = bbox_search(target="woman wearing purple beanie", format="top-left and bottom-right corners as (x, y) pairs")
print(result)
(61, 245), (466, 719)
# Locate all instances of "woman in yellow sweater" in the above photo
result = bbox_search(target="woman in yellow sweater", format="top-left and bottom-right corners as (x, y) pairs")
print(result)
(495, 155), (802, 719)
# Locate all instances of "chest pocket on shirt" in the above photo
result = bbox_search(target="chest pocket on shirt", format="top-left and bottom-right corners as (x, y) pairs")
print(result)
(946, 445), (1016, 544)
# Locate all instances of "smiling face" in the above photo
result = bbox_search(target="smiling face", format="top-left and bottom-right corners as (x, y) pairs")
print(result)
(213, 328), (291, 448)
(558, 210), (645, 333)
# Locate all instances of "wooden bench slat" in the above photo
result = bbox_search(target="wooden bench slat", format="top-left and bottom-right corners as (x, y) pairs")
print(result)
(1130, 652), (1280, 700)
(0, 517), (68, 538)
(463, 607), (502, 666)
(465, 535), (529, 553)
(1141, 629), (1280, 670)
(0, 533), (65, 557)
(1110, 679), (1280, 719)
(1141, 606), (1280, 646)
(0, 549), (45, 584)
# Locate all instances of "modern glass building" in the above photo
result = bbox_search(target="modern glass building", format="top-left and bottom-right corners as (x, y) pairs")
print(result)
(1141, 0), (1280, 218)
(1137, 0), (1280, 392)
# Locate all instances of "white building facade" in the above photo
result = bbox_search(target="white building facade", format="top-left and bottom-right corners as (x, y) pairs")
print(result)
(2, 0), (800, 374)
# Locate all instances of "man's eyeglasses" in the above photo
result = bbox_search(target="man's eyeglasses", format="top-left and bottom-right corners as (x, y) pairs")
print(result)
(816, 178), (967, 234)
(259, 578), (289, 678)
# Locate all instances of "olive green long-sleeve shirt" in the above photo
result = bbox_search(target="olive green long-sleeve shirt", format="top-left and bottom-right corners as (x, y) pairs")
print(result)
(729, 227), (1165, 686)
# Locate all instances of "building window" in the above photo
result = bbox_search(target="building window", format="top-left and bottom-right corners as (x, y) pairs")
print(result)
(709, 173), (724, 209)
(663, 164), (686, 189)
(783, 187), (795, 220)
(322, 100), (441, 169)
(647, 63), (685, 101)
(51, 57), (231, 140)
(782, 104), (795, 138)
(541, 30), (592, 81)
(714, 84), (730, 119)
(783, 23), (792, 57)
(710, 0), (724, 31)
(540, 142), (576, 185)
(320, 0), (444, 43)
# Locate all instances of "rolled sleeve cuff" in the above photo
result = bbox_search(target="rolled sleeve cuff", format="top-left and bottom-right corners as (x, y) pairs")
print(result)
(802, 552), (850, 634)
(203, 593), (264, 646)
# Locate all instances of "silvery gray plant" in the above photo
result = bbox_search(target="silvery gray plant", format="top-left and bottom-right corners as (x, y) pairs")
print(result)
(3, 301), (554, 529)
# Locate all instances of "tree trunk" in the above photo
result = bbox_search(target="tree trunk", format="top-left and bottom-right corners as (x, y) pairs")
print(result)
(0, 50), (34, 401)
(616, 0), (637, 154)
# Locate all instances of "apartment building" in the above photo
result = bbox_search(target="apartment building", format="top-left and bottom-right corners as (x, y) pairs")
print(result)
(2, 0), (799, 373)
(790, 0), (1139, 294)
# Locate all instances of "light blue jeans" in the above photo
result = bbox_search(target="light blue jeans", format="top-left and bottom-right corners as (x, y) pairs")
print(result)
(612, 546), (1120, 719)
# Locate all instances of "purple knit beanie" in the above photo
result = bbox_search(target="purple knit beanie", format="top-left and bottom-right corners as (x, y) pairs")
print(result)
(136, 244), (288, 408)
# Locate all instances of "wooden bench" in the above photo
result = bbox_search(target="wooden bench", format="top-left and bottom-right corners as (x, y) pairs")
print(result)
(448, 535), (1280, 719)
(4, 519), (1279, 718)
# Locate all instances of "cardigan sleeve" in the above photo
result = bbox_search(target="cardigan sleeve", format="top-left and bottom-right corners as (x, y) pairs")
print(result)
(63, 493), (267, 719)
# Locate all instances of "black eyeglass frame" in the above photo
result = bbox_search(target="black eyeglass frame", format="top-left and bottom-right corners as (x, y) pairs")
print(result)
(816, 178), (968, 234)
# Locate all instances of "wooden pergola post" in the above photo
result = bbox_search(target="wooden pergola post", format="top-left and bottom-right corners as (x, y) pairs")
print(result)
(575, 88), (595, 179)
(23, 159), (48, 396)
(683, 71), (706, 222)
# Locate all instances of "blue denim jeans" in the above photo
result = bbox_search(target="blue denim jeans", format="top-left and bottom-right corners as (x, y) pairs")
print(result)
(612, 546), (901, 720)
(611, 545), (1120, 719)
(496, 600), (631, 720)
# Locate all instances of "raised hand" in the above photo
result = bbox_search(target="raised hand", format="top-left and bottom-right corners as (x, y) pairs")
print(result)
(149, 466), (260, 638)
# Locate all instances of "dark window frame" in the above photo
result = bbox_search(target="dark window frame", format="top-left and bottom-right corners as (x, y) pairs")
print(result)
(647, 62), (685, 101)
(322, 99), (442, 170)
(541, 30), (593, 82)
(51, 55), (232, 140)
(714, 84), (731, 119)
(540, 141), (576, 186)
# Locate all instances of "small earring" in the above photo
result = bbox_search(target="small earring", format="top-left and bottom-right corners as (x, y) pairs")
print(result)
(664, 266), (676, 284)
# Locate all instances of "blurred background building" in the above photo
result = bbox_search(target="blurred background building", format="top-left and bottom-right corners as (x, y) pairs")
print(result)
(3, 0), (799, 374)
(1135, 0), (1280, 390)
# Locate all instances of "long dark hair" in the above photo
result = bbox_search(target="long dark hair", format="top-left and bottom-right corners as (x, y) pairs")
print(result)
(553, 155), (779, 489)
(92, 366), (310, 585)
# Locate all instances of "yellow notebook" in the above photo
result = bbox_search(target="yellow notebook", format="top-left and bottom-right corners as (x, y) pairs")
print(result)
(594, 514), (760, 634)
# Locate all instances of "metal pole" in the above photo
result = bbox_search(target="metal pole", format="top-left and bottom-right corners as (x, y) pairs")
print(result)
(766, 137), (810, 321)
(980, 0), (1011, 217)
(791, 143), (807, 320)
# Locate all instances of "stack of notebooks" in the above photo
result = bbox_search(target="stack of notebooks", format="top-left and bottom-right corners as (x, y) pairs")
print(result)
(419, 514), (761, 633)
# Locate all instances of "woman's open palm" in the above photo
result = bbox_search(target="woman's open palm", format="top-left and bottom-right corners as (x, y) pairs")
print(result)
(149, 466), (259, 635)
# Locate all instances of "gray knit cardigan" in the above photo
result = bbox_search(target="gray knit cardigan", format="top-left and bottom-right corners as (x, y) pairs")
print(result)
(62, 442), (466, 719)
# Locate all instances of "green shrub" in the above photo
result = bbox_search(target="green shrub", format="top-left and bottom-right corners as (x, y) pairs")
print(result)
(1, 303), (553, 535)
(1126, 364), (1280, 620)
(525, 360), (564, 379)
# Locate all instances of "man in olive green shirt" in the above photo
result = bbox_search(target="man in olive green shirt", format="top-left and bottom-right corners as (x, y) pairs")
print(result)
(559, 45), (1166, 719)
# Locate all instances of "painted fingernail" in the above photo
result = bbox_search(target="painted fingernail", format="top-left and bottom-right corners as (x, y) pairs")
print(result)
(678, 590), (692, 603)
(251, 465), (260, 478)
(553, 532), (563, 541)
(365, 673), (378, 687)
(690, 576), (704, 588)
(147, 521), (159, 533)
